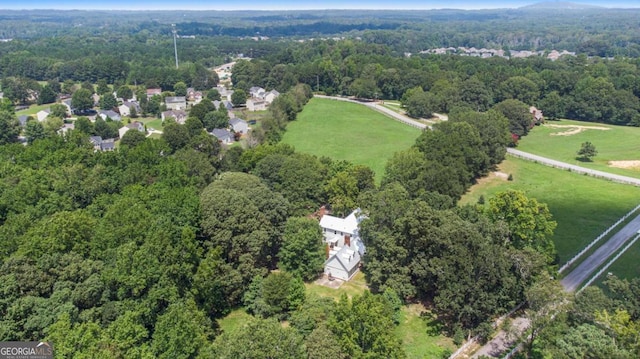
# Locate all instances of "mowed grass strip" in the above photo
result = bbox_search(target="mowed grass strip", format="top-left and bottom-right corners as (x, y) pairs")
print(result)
(460, 157), (640, 267)
(282, 98), (422, 181)
(517, 119), (640, 179)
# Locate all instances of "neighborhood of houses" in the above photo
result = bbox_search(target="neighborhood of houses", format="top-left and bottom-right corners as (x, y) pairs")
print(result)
(22, 83), (280, 150)
(413, 47), (577, 61)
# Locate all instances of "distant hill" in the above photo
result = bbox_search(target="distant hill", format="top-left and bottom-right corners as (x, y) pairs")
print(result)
(519, 1), (604, 9)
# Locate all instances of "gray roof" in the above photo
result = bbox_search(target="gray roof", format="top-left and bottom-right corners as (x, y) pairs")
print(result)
(89, 136), (102, 145)
(101, 138), (115, 151)
(229, 118), (247, 126)
(18, 115), (29, 127)
(99, 110), (121, 121)
(165, 96), (186, 103)
(211, 128), (233, 141)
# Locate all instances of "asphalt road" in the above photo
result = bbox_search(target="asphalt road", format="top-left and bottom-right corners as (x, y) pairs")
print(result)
(561, 214), (640, 291)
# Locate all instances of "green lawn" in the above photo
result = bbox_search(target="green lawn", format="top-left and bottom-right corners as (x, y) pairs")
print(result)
(518, 119), (640, 179)
(16, 103), (54, 116)
(304, 271), (369, 301)
(600, 240), (640, 282)
(138, 117), (164, 131)
(217, 309), (253, 335)
(282, 97), (422, 181)
(460, 157), (640, 266)
(395, 304), (455, 359)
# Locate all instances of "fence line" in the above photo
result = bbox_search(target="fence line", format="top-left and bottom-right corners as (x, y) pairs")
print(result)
(578, 233), (640, 293)
(558, 203), (640, 273)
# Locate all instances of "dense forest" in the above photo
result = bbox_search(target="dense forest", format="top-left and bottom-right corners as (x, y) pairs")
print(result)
(2, 6), (640, 358)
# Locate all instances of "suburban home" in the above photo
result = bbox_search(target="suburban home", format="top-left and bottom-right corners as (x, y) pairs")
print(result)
(165, 96), (187, 111)
(214, 85), (233, 101)
(58, 123), (75, 135)
(89, 136), (116, 152)
(186, 88), (203, 103)
(319, 208), (367, 281)
(246, 98), (266, 112)
(530, 106), (544, 125)
(18, 115), (29, 127)
(62, 99), (74, 116)
(36, 109), (50, 122)
(213, 100), (234, 111)
(92, 93), (100, 106)
(229, 118), (249, 134)
(264, 89), (280, 104)
(99, 110), (122, 122)
(118, 121), (145, 139)
(249, 86), (266, 99)
(161, 110), (188, 124)
(146, 88), (162, 99)
(210, 128), (234, 144)
(118, 101), (142, 118)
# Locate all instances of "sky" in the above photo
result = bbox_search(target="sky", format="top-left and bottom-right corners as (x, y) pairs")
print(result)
(2, 1), (639, 11)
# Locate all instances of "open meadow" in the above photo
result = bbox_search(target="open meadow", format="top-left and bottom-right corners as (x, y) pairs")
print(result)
(517, 119), (640, 179)
(282, 97), (421, 181)
(460, 156), (640, 274)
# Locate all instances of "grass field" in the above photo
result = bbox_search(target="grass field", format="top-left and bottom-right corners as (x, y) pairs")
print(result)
(282, 98), (421, 181)
(460, 157), (640, 268)
(518, 119), (640, 179)
(16, 103), (53, 116)
(138, 117), (164, 131)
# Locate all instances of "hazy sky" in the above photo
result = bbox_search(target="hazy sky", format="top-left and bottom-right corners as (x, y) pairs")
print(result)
(3, 1), (639, 10)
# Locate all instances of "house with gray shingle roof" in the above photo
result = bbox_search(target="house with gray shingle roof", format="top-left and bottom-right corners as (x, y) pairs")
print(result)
(210, 128), (234, 144)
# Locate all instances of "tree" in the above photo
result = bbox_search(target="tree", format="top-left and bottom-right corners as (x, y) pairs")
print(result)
(71, 88), (94, 112)
(577, 141), (598, 161)
(244, 272), (305, 319)
(231, 89), (247, 107)
(25, 121), (47, 144)
(120, 129), (147, 148)
(37, 85), (57, 105)
(74, 117), (93, 134)
(212, 317), (306, 359)
(493, 99), (533, 137)
(99, 93), (117, 110)
(151, 299), (213, 359)
(96, 79), (111, 95)
(173, 81), (187, 97)
(279, 217), (326, 281)
(50, 104), (68, 119)
(117, 85), (133, 101)
(487, 190), (557, 263)
(207, 88), (221, 101)
(0, 110), (20, 145)
(162, 120), (190, 153)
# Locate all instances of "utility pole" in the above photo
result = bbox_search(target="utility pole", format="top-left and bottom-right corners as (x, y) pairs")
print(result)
(172, 24), (179, 69)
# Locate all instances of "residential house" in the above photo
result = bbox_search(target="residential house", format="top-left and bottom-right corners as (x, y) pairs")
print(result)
(89, 136), (116, 152)
(92, 93), (101, 106)
(229, 118), (249, 134)
(210, 128), (234, 144)
(246, 98), (266, 112)
(530, 106), (544, 125)
(213, 100), (234, 111)
(58, 123), (75, 135)
(249, 86), (266, 99)
(214, 85), (233, 101)
(319, 209), (366, 281)
(118, 101), (142, 118)
(186, 88), (203, 103)
(146, 88), (162, 99)
(18, 115), (29, 127)
(161, 110), (188, 124)
(62, 99), (74, 116)
(98, 110), (122, 122)
(118, 121), (145, 139)
(165, 96), (187, 111)
(36, 109), (50, 122)
(264, 89), (280, 104)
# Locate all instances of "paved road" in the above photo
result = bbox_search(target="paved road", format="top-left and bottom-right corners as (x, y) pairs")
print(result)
(507, 148), (640, 187)
(471, 318), (530, 359)
(561, 214), (640, 291)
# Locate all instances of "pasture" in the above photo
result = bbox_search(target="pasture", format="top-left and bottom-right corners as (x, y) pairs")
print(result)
(282, 98), (422, 181)
(460, 156), (640, 271)
(517, 119), (640, 179)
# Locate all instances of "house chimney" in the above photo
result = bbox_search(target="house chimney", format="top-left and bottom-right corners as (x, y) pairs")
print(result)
(345, 235), (351, 247)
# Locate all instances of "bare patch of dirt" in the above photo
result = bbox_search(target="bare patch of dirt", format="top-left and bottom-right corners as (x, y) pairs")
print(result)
(609, 160), (640, 170)
(545, 123), (610, 136)
(476, 171), (509, 185)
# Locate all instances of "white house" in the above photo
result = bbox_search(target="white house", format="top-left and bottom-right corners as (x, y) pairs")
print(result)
(246, 98), (266, 112)
(264, 89), (280, 104)
(319, 209), (366, 281)
(36, 109), (50, 122)
(249, 86), (266, 99)
(99, 110), (122, 122)
(119, 101), (142, 118)
(118, 121), (145, 139)
(229, 118), (249, 134)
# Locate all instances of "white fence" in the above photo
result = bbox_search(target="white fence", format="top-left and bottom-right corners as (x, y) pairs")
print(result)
(578, 233), (640, 293)
(558, 203), (640, 273)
